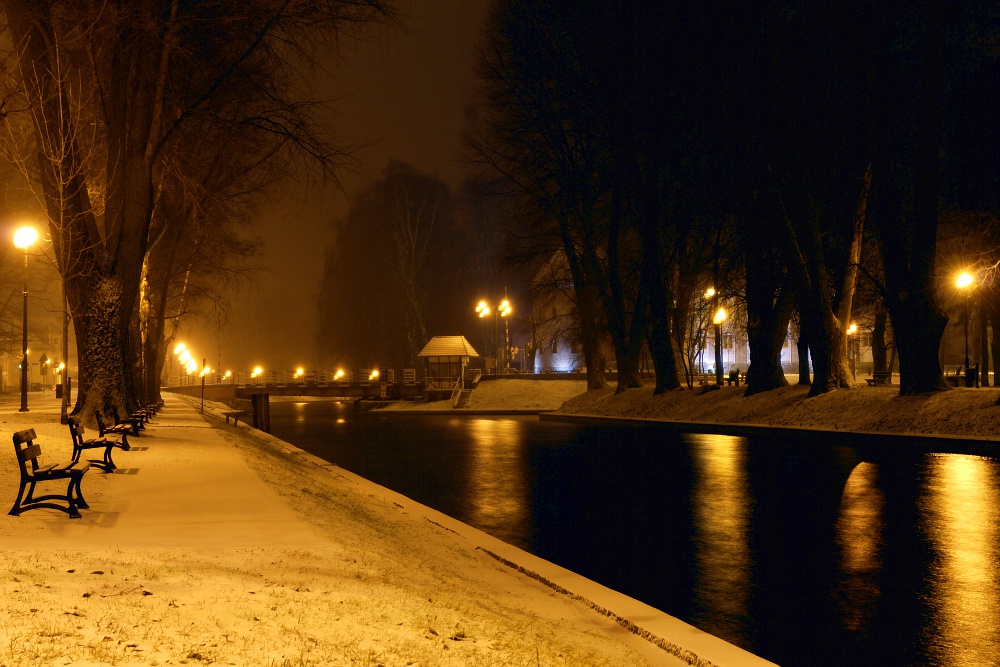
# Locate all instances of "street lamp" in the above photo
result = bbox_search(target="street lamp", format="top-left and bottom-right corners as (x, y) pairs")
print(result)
(200, 358), (208, 413)
(713, 305), (728, 385)
(499, 298), (512, 370)
(476, 300), (496, 371)
(957, 271), (974, 371)
(477, 297), (513, 372)
(13, 225), (37, 412)
(702, 287), (716, 373)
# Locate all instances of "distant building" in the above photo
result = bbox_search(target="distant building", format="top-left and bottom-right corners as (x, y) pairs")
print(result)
(529, 252), (613, 373)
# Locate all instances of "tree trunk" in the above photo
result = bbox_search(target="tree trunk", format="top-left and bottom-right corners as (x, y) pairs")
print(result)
(70, 275), (133, 421)
(638, 213), (680, 394)
(835, 165), (871, 381)
(577, 282), (608, 390)
(797, 328), (811, 385)
(871, 307), (888, 373)
(870, 0), (950, 395)
(742, 190), (795, 395)
(990, 302), (1000, 390)
(980, 302), (990, 386)
(790, 235), (851, 396)
(745, 289), (794, 396)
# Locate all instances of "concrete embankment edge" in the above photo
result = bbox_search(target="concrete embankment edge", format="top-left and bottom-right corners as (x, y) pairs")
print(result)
(541, 412), (1000, 456)
(193, 397), (777, 667)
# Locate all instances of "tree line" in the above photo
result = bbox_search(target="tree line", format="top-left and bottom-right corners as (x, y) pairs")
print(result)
(470, 0), (1000, 396)
(316, 164), (514, 371)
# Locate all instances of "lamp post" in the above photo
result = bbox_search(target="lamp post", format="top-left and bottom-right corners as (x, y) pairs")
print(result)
(957, 272), (974, 371)
(703, 287), (715, 373)
(713, 304), (727, 385)
(476, 298), (513, 373)
(499, 298), (512, 370)
(846, 322), (858, 381)
(13, 226), (37, 412)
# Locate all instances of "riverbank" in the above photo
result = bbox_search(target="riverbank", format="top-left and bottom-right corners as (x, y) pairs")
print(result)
(555, 382), (1000, 442)
(0, 392), (768, 667)
(379, 376), (1000, 444)
(377, 377), (588, 412)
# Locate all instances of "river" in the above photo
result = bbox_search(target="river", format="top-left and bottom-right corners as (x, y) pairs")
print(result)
(268, 399), (1000, 667)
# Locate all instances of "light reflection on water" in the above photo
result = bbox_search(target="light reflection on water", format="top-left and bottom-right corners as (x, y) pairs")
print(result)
(835, 462), (884, 633)
(268, 401), (1000, 667)
(920, 454), (1000, 666)
(688, 434), (751, 643)
(466, 419), (530, 539)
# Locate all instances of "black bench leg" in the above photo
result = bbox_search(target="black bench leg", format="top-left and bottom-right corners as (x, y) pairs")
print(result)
(22, 480), (39, 506)
(9, 482), (27, 516)
(73, 474), (88, 510)
(103, 446), (117, 472)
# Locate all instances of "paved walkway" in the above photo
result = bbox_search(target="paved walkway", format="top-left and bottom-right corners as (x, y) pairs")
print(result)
(0, 393), (321, 549)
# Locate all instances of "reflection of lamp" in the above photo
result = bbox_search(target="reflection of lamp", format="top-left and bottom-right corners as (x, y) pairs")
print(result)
(13, 226), (37, 412)
(713, 305), (728, 385)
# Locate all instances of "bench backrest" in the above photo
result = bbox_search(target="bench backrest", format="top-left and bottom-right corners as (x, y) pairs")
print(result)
(12, 428), (41, 477)
(93, 412), (109, 435)
(67, 417), (88, 445)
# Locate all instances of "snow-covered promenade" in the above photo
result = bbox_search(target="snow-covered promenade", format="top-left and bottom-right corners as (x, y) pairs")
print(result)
(0, 391), (771, 667)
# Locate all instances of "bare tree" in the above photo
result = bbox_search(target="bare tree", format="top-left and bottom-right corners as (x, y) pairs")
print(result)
(0, 0), (393, 418)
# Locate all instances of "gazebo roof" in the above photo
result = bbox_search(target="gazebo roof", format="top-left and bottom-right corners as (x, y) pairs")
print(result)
(417, 335), (480, 358)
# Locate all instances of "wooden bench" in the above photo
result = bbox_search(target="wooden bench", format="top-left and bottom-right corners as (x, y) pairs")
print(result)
(10, 428), (90, 519)
(222, 409), (251, 426)
(94, 411), (132, 448)
(725, 370), (743, 386)
(866, 370), (891, 386)
(111, 406), (144, 436)
(68, 417), (128, 472)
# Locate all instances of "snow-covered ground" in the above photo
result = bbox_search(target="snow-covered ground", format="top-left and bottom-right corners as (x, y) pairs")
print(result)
(383, 376), (1000, 442)
(0, 392), (762, 667)
(378, 377), (588, 411)
(558, 381), (1000, 439)
(3, 377), (989, 667)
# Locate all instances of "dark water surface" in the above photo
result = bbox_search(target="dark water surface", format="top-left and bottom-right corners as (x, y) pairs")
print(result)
(269, 400), (1000, 667)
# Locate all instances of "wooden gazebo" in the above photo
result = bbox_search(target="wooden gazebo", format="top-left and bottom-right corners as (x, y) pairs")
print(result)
(417, 336), (479, 392)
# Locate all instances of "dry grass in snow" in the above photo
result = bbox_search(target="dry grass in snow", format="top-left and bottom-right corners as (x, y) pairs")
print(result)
(559, 382), (1000, 439)
(379, 378), (588, 412)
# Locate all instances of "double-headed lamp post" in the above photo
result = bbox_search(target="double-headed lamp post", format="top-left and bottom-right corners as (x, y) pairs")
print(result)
(13, 226), (38, 412)
(476, 298), (513, 372)
(957, 271), (974, 371)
